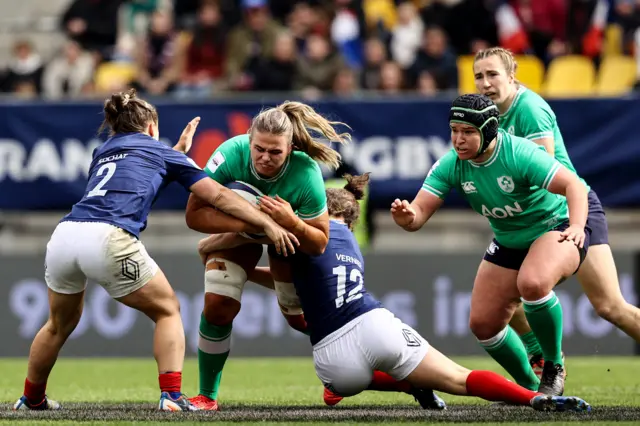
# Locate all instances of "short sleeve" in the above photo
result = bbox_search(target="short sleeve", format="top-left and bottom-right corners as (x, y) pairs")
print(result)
(421, 150), (457, 199)
(514, 139), (562, 190)
(517, 103), (555, 142)
(203, 137), (245, 184)
(163, 147), (209, 190)
(297, 161), (328, 220)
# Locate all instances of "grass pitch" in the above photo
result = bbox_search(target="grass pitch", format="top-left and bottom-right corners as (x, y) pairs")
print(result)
(1, 356), (639, 425)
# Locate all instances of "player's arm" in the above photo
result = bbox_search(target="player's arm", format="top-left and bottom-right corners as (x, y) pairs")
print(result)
(184, 142), (262, 235)
(185, 193), (262, 235)
(392, 154), (453, 232)
(258, 194), (329, 256)
(392, 190), (445, 232)
(517, 142), (588, 229)
(248, 266), (275, 290)
(547, 167), (588, 228)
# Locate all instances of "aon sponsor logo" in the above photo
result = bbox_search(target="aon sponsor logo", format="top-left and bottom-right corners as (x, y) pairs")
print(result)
(481, 202), (523, 219)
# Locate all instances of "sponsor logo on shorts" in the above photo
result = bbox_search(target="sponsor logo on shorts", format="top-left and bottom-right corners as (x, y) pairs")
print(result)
(402, 329), (421, 347)
(486, 241), (499, 255)
(121, 257), (140, 282)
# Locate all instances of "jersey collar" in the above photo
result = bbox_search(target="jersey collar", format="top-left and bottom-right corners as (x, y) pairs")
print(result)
(250, 154), (291, 182)
(470, 132), (503, 168)
(500, 85), (525, 119)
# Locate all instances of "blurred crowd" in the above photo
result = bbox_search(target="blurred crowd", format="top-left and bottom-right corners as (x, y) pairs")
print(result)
(0, 0), (638, 99)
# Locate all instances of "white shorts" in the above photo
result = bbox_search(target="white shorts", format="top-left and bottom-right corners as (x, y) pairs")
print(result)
(45, 221), (159, 299)
(312, 308), (429, 397)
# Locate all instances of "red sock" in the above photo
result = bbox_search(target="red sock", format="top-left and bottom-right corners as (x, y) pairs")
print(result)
(465, 370), (541, 406)
(24, 378), (46, 404)
(367, 371), (412, 393)
(159, 372), (182, 395)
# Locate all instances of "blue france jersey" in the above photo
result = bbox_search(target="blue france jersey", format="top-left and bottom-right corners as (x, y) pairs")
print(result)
(62, 133), (208, 237)
(292, 220), (381, 345)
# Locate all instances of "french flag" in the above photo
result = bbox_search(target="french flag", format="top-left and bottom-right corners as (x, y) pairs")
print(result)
(495, 3), (530, 54)
(583, 0), (609, 57)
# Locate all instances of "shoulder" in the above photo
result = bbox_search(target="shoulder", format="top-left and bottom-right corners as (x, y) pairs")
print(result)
(290, 150), (322, 173)
(219, 134), (250, 152)
(519, 88), (555, 117)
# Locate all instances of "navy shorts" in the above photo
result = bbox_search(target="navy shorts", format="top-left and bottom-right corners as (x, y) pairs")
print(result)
(483, 221), (591, 271)
(587, 190), (609, 246)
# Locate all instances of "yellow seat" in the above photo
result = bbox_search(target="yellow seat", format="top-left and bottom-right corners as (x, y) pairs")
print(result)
(457, 55), (476, 95)
(595, 55), (637, 96)
(542, 55), (595, 98)
(513, 55), (544, 92)
(604, 24), (623, 57)
(94, 62), (138, 93)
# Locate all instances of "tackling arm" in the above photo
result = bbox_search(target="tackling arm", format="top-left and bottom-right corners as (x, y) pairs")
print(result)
(187, 181), (271, 234)
(289, 213), (330, 256)
(185, 193), (263, 234)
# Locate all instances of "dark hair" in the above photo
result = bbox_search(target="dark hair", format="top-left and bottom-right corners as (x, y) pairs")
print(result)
(326, 173), (370, 230)
(98, 88), (158, 136)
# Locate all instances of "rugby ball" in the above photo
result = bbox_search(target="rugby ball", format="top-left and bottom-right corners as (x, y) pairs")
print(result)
(225, 181), (266, 239)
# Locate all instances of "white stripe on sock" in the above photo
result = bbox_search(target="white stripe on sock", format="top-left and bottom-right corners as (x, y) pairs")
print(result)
(521, 291), (556, 306)
(198, 332), (231, 354)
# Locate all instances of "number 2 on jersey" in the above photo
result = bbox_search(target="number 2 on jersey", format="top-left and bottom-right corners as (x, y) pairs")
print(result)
(87, 162), (117, 197)
(332, 265), (363, 308)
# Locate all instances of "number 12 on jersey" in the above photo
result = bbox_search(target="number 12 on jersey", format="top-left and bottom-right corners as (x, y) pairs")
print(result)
(332, 265), (364, 308)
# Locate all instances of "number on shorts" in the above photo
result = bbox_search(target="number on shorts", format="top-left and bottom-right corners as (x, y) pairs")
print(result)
(332, 265), (364, 308)
(87, 163), (117, 197)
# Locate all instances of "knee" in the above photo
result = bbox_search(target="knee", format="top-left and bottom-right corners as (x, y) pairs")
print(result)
(48, 311), (82, 339)
(469, 315), (503, 341)
(517, 272), (549, 301)
(592, 298), (625, 324)
(203, 293), (240, 326)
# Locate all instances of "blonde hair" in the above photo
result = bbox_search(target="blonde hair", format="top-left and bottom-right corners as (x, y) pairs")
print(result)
(474, 47), (518, 76)
(249, 101), (351, 170)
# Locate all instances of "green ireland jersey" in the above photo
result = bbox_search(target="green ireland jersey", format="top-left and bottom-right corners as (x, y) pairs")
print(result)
(204, 135), (327, 220)
(422, 130), (568, 249)
(499, 86), (589, 191)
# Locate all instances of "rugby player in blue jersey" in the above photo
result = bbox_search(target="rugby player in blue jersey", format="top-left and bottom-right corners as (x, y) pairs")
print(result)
(13, 89), (298, 412)
(198, 173), (591, 413)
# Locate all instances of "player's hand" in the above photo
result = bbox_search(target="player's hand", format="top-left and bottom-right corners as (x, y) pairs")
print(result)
(390, 198), (416, 228)
(257, 195), (298, 229)
(262, 220), (299, 257)
(559, 224), (586, 248)
(174, 116), (201, 154)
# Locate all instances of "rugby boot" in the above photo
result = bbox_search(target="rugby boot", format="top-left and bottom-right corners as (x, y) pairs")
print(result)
(13, 395), (61, 410)
(411, 388), (447, 410)
(537, 362), (566, 396)
(188, 394), (220, 411)
(530, 394), (591, 413)
(159, 392), (199, 411)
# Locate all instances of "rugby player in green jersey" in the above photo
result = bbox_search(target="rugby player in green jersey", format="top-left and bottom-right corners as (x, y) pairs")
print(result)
(391, 94), (590, 396)
(473, 47), (640, 377)
(184, 101), (350, 410)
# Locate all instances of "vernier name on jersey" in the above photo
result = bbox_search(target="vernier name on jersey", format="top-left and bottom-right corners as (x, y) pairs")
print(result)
(335, 253), (362, 268)
(98, 153), (128, 165)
